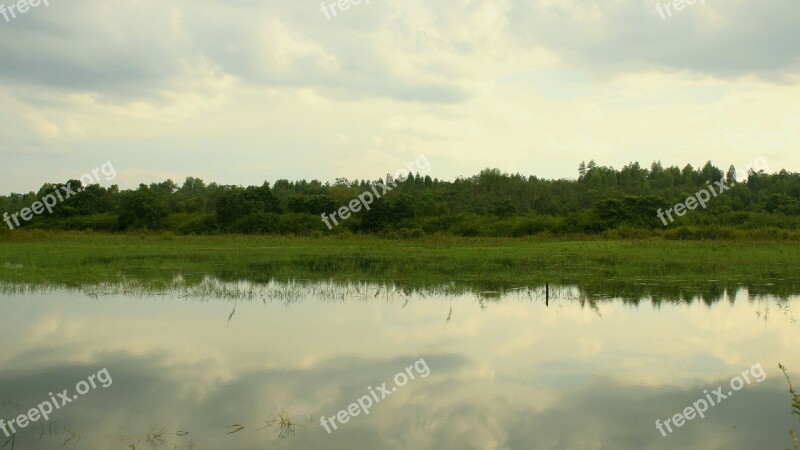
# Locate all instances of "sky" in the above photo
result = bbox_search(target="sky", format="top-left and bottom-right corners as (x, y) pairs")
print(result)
(0, 0), (799, 193)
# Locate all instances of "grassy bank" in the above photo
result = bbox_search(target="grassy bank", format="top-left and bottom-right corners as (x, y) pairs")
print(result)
(0, 231), (798, 301)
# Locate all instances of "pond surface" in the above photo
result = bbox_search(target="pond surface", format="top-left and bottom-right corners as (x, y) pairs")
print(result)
(0, 281), (798, 449)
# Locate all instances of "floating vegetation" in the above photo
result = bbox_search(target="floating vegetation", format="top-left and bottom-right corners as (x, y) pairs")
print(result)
(0, 275), (796, 317)
(61, 426), (81, 447)
(38, 421), (56, 441)
(226, 302), (237, 326)
(120, 426), (190, 449)
(223, 410), (305, 441)
(756, 298), (797, 325)
(225, 424), (245, 435)
(262, 410), (303, 440)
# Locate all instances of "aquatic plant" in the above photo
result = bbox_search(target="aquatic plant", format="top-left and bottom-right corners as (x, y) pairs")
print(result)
(779, 364), (800, 450)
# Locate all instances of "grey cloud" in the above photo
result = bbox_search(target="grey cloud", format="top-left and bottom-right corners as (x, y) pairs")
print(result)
(0, 2), (185, 97)
(508, 0), (800, 79)
(0, 0), (470, 103)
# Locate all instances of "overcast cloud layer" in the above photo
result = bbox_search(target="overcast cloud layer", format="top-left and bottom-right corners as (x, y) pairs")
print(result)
(0, 0), (798, 192)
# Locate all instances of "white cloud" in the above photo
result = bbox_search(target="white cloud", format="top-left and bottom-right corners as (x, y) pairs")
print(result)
(0, 0), (798, 192)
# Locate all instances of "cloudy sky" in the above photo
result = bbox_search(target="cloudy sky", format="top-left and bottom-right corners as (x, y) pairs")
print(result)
(1, 0), (799, 193)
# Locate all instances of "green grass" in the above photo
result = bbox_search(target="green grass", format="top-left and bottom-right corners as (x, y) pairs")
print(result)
(0, 231), (799, 302)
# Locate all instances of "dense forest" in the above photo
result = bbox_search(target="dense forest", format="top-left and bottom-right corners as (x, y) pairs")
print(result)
(2, 161), (800, 238)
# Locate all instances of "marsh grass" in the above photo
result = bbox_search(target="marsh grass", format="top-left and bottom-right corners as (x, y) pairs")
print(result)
(261, 410), (303, 440)
(61, 426), (81, 447)
(780, 364), (800, 450)
(222, 410), (305, 442)
(1, 233), (799, 303)
(119, 426), (190, 449)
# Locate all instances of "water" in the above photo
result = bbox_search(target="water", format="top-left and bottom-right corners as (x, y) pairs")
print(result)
(0, 282), (797, 449)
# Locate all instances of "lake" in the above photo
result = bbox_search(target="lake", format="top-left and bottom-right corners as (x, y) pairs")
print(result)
(0, 279), (797, 449)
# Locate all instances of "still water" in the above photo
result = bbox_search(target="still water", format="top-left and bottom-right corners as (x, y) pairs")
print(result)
(0, 281), (798, 449)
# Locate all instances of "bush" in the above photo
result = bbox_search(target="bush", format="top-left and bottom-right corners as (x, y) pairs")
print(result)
(167, 213), (218, 235)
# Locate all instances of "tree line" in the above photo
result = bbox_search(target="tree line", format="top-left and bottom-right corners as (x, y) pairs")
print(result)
(1, 160), (799, 238)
